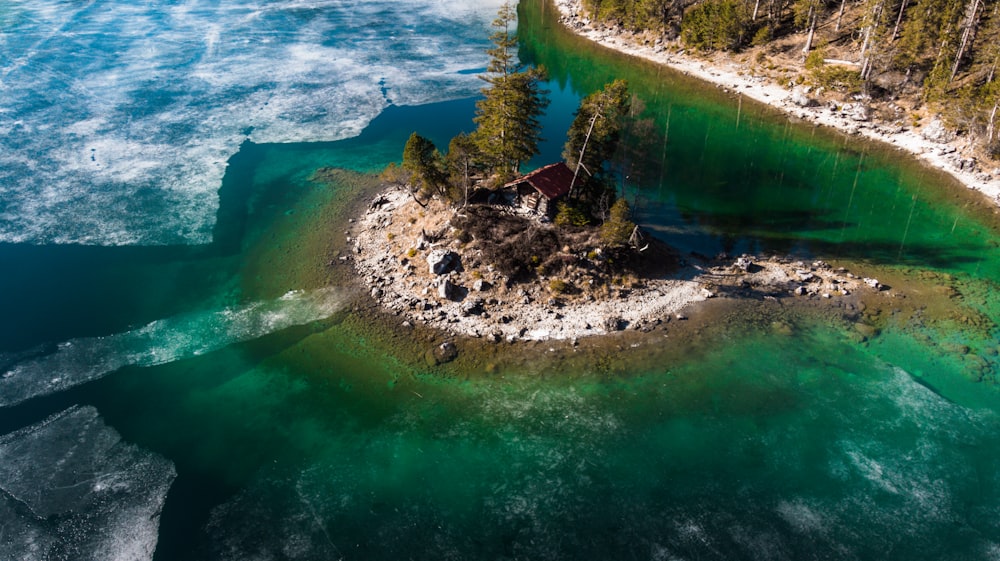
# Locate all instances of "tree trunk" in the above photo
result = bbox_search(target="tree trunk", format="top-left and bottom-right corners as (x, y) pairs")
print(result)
(836, 0), (848, 31)
(950, 0), (983, 82)
(463, 159), (469, 208)
(891, 0), (909, 40)
(859, 0), (884, 81)
(569, 111), (600, 198)
(803, 7), (817, 56)
(752, 0), (762, 20)
(859, 23), (874, 77)
(988, 100), (999, 142)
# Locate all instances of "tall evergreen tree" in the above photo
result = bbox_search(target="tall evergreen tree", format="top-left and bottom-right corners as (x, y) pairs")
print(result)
(563, 80), (632, 199)
(473, 2), (550, 179)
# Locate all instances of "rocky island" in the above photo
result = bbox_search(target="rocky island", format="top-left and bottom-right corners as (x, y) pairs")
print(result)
(348, 183), (886, 345)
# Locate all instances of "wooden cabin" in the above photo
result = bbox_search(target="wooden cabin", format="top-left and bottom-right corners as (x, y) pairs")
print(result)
(503, 162), (574, 217)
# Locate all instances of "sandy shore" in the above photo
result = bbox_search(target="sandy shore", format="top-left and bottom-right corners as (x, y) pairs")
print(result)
(553, 0), (1000, 206)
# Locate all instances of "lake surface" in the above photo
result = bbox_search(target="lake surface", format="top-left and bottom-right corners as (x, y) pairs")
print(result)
(2, 0), (1000, 559)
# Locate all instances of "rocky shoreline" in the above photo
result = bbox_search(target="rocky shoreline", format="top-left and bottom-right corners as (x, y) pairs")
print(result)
(552, 0), (1000, 207)
(346, 186), (892, 346)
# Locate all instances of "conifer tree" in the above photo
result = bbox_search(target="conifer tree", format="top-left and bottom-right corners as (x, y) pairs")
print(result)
(473, 2), (550, 179)
(601, 198), (637, 246)
(446, 133), (480, 205)
(794, 0), (825, 55)
(563, 80), (631, 199)
(402, 132), (445, 196)
(680, 0), (750, 51)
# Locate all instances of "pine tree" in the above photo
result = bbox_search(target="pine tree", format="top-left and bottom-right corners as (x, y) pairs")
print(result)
(563, 80), (631, 199)
(601, 198), (637, 246)
(402, 132), (445, 196)
(950, 0), (985, 80)
(681, 0), (750, 51)
(446, 133), (480, 205)
(473, 2), (550, 179)
(794, 0), (825, 56)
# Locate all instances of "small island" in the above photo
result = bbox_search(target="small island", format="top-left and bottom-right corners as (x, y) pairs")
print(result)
(339, 2), (893, 352)
(349, 180), (882, 344)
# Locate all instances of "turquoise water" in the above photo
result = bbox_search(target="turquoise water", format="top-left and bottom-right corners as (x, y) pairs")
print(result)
(2, 1), (1000, 559)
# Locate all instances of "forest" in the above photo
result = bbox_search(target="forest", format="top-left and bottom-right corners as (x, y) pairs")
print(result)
(581, 0), (1000, 158)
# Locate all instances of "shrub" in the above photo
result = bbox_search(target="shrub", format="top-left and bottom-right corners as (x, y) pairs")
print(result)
(554, 201), (591, 227)
(804, 49), (825, 71)
(807, 54), (862, 93)
(601, 199), (636, 246)
(548, 279), (569, 294)
(751, 25), (772, 48)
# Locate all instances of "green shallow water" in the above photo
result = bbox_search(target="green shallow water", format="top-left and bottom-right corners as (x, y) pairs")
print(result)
(3, 1), (1000, 559)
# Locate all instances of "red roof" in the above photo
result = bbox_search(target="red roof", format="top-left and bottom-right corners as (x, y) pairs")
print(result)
(504, 162), (574, 200)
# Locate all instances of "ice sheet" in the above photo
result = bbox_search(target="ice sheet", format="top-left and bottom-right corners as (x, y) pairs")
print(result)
(0, 405), (176, 561)
(0, 0), (506, 245)
(0, 288), (346, 407)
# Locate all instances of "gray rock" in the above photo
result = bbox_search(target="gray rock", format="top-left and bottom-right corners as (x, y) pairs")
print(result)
(426, 341), (458, 366)
(921, 118), (956, 144)
(472, 278), (492, 292)
(956, 157), (977, 172)
(461, 298), (484, 316)
(790, 87), (817, 108)
(604, 317), (625, 331)
(427, 249), (460, 275)
(437, 279), (455, 300)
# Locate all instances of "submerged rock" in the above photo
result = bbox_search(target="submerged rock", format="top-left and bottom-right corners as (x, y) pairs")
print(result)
(425, 341), (459, 366)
